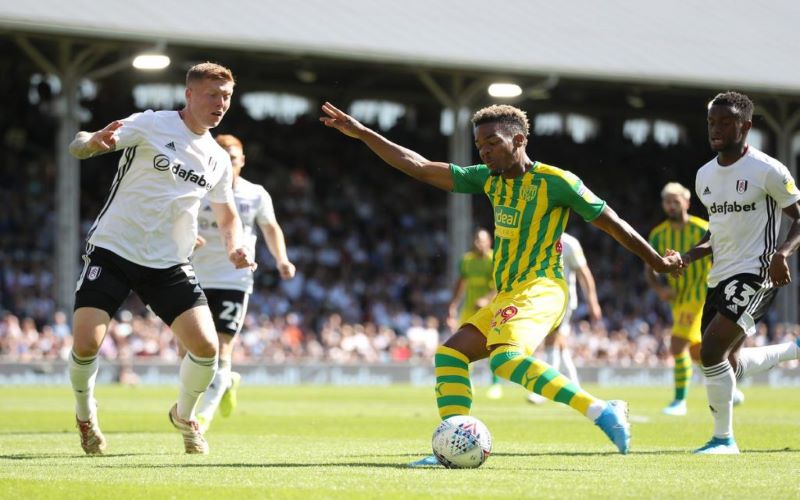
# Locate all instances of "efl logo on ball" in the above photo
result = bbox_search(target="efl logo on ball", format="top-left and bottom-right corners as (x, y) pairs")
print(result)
(431, 415), (492, 469)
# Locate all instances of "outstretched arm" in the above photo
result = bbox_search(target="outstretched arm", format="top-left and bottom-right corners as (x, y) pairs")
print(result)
(259, 219), (296, 280)
(591, 206), (680, 273)
(320, 102), (455, 191)
(69, 121), (124, 159)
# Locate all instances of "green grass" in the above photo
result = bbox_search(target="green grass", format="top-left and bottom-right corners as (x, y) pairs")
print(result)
(0, 383), (798, 499)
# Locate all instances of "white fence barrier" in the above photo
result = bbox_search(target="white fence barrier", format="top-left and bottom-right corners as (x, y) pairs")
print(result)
(1, 361), (799, 386)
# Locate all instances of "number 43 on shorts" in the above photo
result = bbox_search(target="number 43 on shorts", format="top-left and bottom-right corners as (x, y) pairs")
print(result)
(723, 279), (756, 312)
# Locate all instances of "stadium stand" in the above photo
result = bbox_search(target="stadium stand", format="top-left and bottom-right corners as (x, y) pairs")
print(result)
(1, 1), (799, 373)
(2, 90), (797, 369)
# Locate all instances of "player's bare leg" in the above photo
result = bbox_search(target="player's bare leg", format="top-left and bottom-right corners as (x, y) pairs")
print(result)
(70, 307), (111, 455)
(168, 306), (219, 454)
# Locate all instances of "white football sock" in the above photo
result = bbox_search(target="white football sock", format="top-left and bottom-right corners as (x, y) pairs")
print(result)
(69, 351), (99, 421)
(177, 352), (217, 420)
(585, 400), (606, 421)
(702, 360), (735, 439)
(560, 347), (580, 386)
(545, 346), (560, 371)
(195, 358), (232, 420)
(735, 342), (799, 380)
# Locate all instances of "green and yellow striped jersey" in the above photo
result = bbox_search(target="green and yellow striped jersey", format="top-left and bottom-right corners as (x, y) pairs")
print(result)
(648, 216), (710, 303)
(451, 162), (606, 292)
(458, 249), (494, 318)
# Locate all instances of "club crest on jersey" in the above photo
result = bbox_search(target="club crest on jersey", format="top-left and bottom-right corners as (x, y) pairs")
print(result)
(87, 266), (102, 281)
(736, 180), (748, 193)
(521, 185), (537, 201)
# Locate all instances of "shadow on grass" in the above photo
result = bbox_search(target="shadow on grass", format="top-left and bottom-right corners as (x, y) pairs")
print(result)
(353, 451), (671, 458)
(90, 461), (628, 472)
(741, 447), (798, 454)
(0, 431), (75, 436)
(355, 447), (799, 460)
(493, 451), (663, 457)
(0, 452), (173, 460)
(499, 448), (799, 456)
(95, 462), (411, 470)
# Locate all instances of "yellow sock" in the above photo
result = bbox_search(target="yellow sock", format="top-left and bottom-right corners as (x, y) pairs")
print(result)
(434, 345), (472, 419)
(490, 345), (598, 416)
(674, 352), (692, 401)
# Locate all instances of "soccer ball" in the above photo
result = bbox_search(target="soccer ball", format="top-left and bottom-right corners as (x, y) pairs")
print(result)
(431, 415), (492, 469)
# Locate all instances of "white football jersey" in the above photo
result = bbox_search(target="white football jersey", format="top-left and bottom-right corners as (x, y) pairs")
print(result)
(695, 146), (800, 287)
(86, 110), (234, 268)
(560, 233), (587, 311)
(192, 177), (276, 293)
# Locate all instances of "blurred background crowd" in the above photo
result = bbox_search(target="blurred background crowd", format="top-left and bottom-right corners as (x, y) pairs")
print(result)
(1, 79), (796, 369)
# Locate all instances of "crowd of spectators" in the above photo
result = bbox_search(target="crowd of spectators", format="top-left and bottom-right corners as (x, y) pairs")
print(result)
(1, 72), (797, 372)
(4, 307), (798, 373)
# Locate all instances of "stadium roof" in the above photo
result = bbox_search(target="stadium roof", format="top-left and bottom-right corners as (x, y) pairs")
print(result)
(1, 0), (800, 95)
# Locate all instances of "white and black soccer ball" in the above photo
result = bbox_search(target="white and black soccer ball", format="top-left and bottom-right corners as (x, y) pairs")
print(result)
(431, 415), (492, 469)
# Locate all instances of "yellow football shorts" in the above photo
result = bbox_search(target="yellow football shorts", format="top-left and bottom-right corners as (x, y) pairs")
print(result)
(463, 276), (567, 355)
(670, 300), (704, 345)
(458, 306), (478, 325)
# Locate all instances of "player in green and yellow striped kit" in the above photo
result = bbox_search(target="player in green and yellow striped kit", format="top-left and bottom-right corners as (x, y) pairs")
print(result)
(320, 101), (682, 466)
(645, 182), (741, 415)
(446, 228), (501, 398)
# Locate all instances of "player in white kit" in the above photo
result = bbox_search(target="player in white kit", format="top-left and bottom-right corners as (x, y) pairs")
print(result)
(677, 91), (800, 454)
(191, 134), (295, 432)
(527, 232), (601, 404)
(68, 62), (255, 455)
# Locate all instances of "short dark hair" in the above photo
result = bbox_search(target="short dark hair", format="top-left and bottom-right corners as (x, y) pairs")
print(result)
(709, 91), (754, 121)
(471, 104), (530, 137)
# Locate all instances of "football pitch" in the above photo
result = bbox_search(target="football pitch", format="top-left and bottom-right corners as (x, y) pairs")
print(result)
(1, 383), (798, 499)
